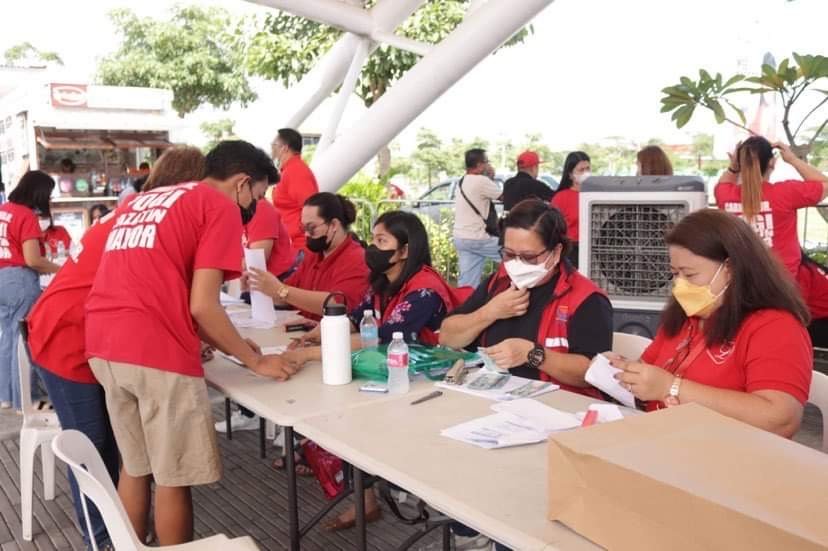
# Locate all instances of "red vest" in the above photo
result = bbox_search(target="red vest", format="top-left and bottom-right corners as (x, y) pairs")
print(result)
(373, 265), (472, 346)
(487, 264), (607, 399)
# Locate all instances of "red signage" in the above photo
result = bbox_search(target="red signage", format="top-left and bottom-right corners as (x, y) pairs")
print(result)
(50, 83), (88, 108)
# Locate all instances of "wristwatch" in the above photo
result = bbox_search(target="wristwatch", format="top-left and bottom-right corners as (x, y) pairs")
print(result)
(526, 344), (545, 370)
(277, 284), (290, 301)
(664, 375), (682, 407)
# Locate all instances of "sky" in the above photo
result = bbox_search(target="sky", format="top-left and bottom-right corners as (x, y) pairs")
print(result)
(1, 0), (827, 159)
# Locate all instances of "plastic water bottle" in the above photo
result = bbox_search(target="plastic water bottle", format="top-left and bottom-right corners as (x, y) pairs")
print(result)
(55, 242), (67, 265)
(386, 332), (410, 395)
(359, 310), (379, 349)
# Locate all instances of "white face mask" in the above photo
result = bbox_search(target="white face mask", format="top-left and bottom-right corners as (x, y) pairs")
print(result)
(38, 218), (51, 232)
(504, 257), (552, 290)
(575, 171), (592, 184)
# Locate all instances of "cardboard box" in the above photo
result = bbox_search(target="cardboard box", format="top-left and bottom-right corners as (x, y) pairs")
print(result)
(548, 403), (828, 551)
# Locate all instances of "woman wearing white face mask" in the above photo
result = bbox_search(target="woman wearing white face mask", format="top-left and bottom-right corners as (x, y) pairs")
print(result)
(611, 209), (812, 438)
(440, 199), (613, 397)
(551, 151), (591, 268)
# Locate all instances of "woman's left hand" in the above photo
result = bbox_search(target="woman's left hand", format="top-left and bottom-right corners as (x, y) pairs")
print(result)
(611, 357), (673, 401)
(483, 338), (536, 370)
(248, 267), (283, 299)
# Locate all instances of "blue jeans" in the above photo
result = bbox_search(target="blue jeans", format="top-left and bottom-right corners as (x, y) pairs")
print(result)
(36, 366), (118, 550)
(0, 267), (42, 409)
(454, 237), (501, 288)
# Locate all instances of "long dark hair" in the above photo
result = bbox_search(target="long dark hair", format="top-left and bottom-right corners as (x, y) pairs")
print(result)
(558, 151), (590, 191)
(661, 209), (809, 346)
(734, 136), (774, 221)
(9, 171), (55, 218)
(370, 211), (432, 298)
(304, 192), (357, 230)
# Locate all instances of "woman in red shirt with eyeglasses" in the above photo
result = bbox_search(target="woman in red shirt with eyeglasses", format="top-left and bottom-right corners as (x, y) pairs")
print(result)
(612, 209), (811, 438)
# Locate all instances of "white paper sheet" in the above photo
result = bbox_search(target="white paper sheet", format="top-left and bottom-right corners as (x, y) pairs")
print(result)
(584, 353), (636, 408)
(220, 291), (245, 305)
(575, 403), (625, 424)
(436, 369), (559, 401)
(492, 398), (581, 432)
(217, 346), (287, 368)
(244, 248), (277, 324)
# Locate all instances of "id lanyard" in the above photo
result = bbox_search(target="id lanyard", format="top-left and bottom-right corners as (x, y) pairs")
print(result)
(654, 323), (707, 410)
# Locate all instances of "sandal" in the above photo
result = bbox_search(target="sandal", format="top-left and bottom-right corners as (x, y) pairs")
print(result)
(323, 507), (382, 532)
(271, 454), (314, 476)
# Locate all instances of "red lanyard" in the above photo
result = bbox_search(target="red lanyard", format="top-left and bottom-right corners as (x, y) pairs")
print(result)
(665, 325), (707, 378)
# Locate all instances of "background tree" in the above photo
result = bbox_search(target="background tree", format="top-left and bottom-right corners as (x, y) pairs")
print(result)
(98, 6), (255, 117)
(3, 42), (63, 66)
(245, 0), (532, 179)
(660, 53), (828, 159)
(411, 128), (452, 186)
(200, 119), (238, 152)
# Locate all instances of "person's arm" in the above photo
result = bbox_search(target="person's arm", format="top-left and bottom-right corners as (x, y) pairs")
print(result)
(775, 141), (828, 198)
(439, 284), (529, 349)
(191, 268), (297, 380)
(481, 178), (502, 201)
(22, 239), (60, 273)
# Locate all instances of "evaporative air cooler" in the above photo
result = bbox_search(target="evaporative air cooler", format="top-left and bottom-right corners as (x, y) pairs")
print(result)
(578, 176), (707, 338)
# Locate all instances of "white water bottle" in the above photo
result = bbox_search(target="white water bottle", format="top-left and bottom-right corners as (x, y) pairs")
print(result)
(359, 310), (379, 349)
(386, 332), (410, 395)
(320, 293), (352, 386)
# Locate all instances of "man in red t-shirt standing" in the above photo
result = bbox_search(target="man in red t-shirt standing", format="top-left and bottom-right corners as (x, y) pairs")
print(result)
(85, 141), (299, 545)
(272, 128), (318, 252)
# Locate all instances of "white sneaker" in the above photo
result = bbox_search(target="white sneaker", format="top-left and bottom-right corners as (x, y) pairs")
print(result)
(0, 401), (11, 409)
(453, 533), (492, 551)
(215, 411), (260, 433)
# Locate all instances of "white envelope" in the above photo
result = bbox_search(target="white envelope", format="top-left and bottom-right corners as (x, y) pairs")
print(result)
(244, 248), (276, 324)
(584, 353), (636, 409)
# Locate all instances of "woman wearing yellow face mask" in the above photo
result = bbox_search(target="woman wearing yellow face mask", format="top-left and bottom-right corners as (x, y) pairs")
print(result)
(611, 209), (812, 438)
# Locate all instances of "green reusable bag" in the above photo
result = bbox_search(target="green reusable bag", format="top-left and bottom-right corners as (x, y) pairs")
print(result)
(351, 344), (479, 382)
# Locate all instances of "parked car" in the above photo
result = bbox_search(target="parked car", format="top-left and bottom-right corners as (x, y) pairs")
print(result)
(411, 173), (558, 222)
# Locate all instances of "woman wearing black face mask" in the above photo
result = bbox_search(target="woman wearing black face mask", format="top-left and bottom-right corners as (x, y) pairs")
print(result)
(280, 210), (468, 531)
(248, 192), (369, 321)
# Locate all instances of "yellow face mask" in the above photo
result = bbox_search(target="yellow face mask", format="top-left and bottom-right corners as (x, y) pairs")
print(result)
(672, 263), (727, 318)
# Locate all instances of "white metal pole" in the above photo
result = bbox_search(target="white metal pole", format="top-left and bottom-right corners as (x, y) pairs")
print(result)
(258, 0), (426, 131)
(312, 0), (554, 191)
(317, 38), (371, 154)
(244, 0), (372, 34)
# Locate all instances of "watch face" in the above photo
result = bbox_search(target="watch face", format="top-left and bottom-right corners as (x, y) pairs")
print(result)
(527, 345), (545, 368)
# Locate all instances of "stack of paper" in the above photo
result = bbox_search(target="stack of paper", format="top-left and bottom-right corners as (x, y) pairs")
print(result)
(436, 369), (559, 401)
(584, 354), (636, 408)
(441, 398), (581, 449)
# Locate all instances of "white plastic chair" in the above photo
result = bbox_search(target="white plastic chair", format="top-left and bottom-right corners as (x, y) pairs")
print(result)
(611, 331), (653, 361)
(17, 323), (60, 541)
(808, 370), (828, 453)
(51, 430), (261, 551)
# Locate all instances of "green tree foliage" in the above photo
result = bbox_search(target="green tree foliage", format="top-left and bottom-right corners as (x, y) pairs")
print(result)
(411, 128), (452, 186)
(98, 6), (255, 117)
(3, 42), (63, 66)
(200, 119), (238, 153)
(661, 53), (828, 158)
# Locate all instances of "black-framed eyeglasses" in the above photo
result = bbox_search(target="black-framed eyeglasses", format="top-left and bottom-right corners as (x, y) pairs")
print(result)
(499, 247), (551, 265)
(300, 222), (329, 236)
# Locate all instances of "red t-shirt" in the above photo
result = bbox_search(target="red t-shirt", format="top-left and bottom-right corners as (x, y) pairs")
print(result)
(551, 189), (580, 242)
(0, 203), (41, 269)
(28, 215), (116, 384)
(286, 235), (369, 321)
(43, 225), (72, 257)
(640, 309), (812, 411)
(273, 155), (318, 251)
(715, 180), (824, 274)
(85, 182), (244, 377)
(244, 199), (295, 277)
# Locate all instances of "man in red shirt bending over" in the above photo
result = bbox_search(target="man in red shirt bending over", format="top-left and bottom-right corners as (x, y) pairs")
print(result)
(85, 141), (299, 545)
(272, 128), (318, 252)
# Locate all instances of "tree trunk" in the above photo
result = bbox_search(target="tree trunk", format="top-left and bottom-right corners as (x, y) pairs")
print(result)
(377, 145), (391, 182)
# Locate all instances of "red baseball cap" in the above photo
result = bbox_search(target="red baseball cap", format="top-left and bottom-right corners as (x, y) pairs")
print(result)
(517, 151), (542, 168)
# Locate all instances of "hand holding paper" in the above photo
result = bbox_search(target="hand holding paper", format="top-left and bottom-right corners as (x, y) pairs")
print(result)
(584, 353), (636, 408)
(244, 249), (277, 324)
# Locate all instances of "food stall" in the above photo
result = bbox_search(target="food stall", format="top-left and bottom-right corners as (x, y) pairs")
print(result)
(0, 82), (176, 241)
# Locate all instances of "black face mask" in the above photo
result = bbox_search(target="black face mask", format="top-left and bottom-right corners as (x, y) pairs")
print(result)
(237, 183), (257, 225)
(366, 245), (397, 274)
(306, 224), (333, 254)
(239, 200), (257, 225)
